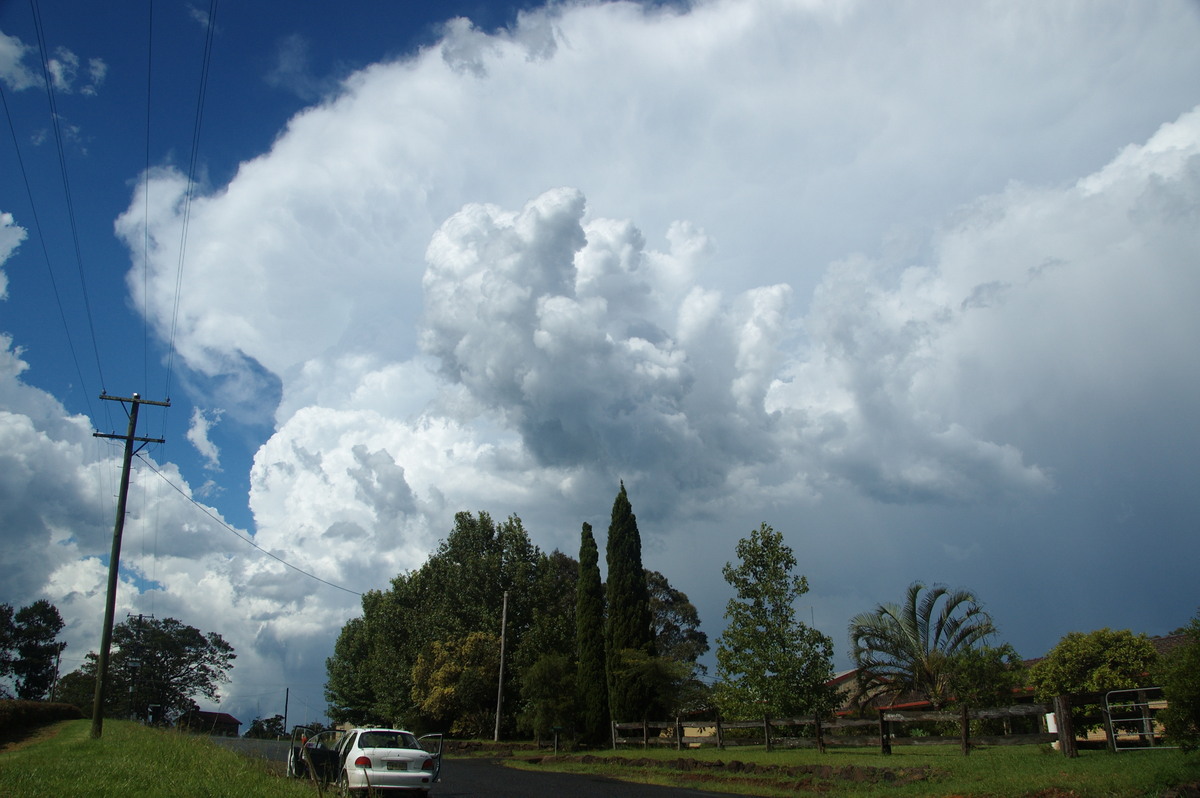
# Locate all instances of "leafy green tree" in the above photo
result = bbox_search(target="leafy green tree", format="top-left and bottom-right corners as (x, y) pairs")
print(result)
(12, 600), (66, 700)
(245, 714), (286, 739)
(1154, 612), (1200, 750)
(515, 550), (578, 675)
(849, 582), (996, 709)
(644, 569), (711, 717)
(327, 511), (543, 731)
(1030, 628), (1157, 699)
(610, 648), (692, 719)
(0, 604), (14, 695)
(410, 631), (501, 737)
(53, 668), (94, 714)
(575, 522), (609, 744)
(947, 643), (1026, 708)
(512, 549), (579, 739)
(71, 616), (234, 722)
(325, 615), (376, 726)
(605, 484), (656, 722)
(518, 653), (576, 741)
(1031, 627), (1158, 733)
(715, 523), (834, 720)
(646, 569), (709, 671)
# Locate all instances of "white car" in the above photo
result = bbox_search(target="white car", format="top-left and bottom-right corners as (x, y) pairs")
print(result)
(334, 727), (442, 795)
(287, 726), (442, 795)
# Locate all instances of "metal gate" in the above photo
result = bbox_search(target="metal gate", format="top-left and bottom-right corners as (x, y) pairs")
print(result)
(1104, 687), (1176, 751)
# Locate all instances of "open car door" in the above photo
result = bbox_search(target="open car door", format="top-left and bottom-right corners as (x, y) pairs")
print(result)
(418, 733), (444, 782)
(286, 725), (317, 779)
(298, 729), (345, 785)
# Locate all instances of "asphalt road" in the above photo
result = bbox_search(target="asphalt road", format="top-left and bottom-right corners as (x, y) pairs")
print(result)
(214, 739), (739, 797)
(215, 736), (291, 762)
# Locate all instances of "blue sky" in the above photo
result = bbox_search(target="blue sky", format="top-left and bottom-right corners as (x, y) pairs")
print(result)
(2, 0), (1200, 729)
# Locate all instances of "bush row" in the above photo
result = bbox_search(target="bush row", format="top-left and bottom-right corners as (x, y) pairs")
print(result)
(0, 700), (84, 733)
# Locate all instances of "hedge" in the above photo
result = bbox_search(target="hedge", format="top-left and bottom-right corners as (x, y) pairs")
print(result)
(0, 701), (85, 733)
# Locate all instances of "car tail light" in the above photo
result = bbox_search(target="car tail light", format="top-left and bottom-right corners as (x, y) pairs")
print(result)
(355, 756), (372, 768)
(422, 758), (433, 770)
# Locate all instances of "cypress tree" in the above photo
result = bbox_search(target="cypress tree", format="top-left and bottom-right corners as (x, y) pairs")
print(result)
(604, 483), (655, 721)
(575, 522), (609, 744)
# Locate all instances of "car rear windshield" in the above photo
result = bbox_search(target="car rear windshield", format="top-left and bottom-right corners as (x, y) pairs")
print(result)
(360, 731), (418, 749)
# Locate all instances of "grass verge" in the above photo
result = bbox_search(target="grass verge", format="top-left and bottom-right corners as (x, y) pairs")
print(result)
(0, 719), (318, 798)
(506, 743), (1200, 797)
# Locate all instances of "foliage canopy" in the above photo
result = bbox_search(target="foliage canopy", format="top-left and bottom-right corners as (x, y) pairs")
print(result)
(715, 523), (835, 719)
(575, 521), (609, 743)
(1, 599), (66, 700)
(61, 615), (234, 723)
(326, 512), (543, 732)
(244, 713), (286, 739)
(605, 484), (656, 721)
(1030, 627), (1157, 700)
(1154, 612), (1200, 750)
(849, 581), (997, 709)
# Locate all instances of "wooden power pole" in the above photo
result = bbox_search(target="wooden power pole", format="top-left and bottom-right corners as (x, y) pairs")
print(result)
(90, 392), (168, 738)
(494, 590), (508, 742)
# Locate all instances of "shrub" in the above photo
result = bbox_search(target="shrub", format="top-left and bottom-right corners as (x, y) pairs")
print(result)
(1154, 614), (1200, 750)
(0, 700), (84, 733)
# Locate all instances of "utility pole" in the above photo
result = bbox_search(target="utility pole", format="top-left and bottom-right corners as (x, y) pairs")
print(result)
(493, 590), (508, 742)
(90, 392), (169, 739)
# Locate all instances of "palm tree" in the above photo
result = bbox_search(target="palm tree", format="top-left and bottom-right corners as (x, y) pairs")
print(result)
(848, 582), (996, 709)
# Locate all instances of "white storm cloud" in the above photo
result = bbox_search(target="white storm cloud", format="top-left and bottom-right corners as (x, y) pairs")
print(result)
(0, 211), (27, 298)
(109, 0), (1200, 539)
(187, 407), (224, 471)
(769, 109), (1200, 503)
(3, 0), (1199, 719)
(119, 1), (1200, 405)
(0, 267), (357, 709)
(0, 29), (39, 91)
(419, 187), (788, 495)
(45, 46), (105, 95)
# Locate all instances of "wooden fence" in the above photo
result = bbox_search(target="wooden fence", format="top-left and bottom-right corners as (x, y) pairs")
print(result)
(613, 695), (1098, 757)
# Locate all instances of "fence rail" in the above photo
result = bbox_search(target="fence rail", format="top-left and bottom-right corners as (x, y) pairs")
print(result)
(613, 694), (1156, 758)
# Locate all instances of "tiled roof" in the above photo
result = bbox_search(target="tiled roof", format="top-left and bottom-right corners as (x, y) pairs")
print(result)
(181, 710), (242, 725)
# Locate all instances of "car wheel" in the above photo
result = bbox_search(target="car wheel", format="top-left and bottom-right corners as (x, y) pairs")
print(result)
(338, 770), (355, 797)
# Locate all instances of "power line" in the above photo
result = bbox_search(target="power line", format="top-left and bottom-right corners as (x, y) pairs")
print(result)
(137, 455), (362, 597)
(142, 0), (155, 392)
(0, 84), (97, 425)
(164, 0), (220, 404)
(28, 0), (108, 397)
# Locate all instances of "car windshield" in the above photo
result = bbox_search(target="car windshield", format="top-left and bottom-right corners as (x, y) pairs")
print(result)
(359, 731), (418, 750)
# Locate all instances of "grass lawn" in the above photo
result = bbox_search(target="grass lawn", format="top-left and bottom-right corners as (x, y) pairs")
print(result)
(506, 743), (1200, 797)
(0, 719), (317, 798)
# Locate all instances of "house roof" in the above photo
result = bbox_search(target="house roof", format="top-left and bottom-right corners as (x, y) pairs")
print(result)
(180, 710), (242, 725)
(1149, 633), (1188, 657)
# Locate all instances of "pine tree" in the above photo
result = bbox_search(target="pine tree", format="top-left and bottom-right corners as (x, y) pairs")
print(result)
(604, 483), (655, 721)
(12, 600), (65, 701)
(575, 522), (609, 744)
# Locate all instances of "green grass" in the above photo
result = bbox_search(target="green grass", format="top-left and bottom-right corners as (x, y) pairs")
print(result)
(508, 743), (1200, 797)
(0, 719), (318, 798)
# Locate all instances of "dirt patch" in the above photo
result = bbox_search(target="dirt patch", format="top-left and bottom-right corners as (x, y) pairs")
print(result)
(0, 722), (68, 754)
(518, 752), (939, 790)
(445, 739), (541, 757)
(1162, 784), (1200, 798)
